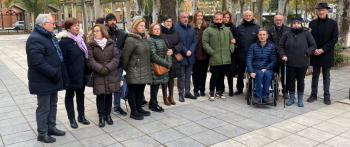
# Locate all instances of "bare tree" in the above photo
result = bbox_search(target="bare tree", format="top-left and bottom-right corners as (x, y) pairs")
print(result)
(229, 0), (238, 23)
(176, 0), (179, 23)
(44, 0), (48, 13)
(160, 0), (177, 24)
(134, 0), (145, 16)
(278, 0), (289, 24)
(239, 0), (245, 15)
(81, 0), (87, 35)
(222, 0), (227, 11)
(337, 0), (350, 46)
(192, 0), (198, 15)
(256, 0), (264, 15)
(152, 0), (158, 23)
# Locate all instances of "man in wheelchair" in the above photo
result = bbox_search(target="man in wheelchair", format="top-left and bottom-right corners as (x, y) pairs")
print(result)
(246, 28), (278, 104)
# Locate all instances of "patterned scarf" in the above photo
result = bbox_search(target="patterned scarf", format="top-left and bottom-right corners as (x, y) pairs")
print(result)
(35, 24), (63, 62)
(67, 31), (89, 58)
(94, 37), (108, 50)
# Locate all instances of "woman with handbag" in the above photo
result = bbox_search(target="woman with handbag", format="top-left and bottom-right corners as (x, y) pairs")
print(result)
(148, 23), (172, 112)
(57, 17), (90, 129)
(122, 17), (152, 120)
(87, 24), (120, 127)
(161, 15), (184, 104)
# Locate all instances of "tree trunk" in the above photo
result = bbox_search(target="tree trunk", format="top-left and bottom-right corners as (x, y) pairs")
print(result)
(338, 0), (350, 46)
(160, 0), (177, 24)
(81, 0), (87, 35)
(229, 0), (238, 23)
(134, 0), (140, 15)
(278, 0), (289, 24)
(222, 0), (227, 11)
(44, 0), (49, 13)
(176, 0), (179, 24)
(240, 0), (245, 16)
(257, 0), (264, 15)
(152, 0), (158, 23)
(33, 0), (39, 20)
(192, 0), (197, 15)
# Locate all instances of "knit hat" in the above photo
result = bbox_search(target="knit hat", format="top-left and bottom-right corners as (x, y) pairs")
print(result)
(291, 17), (303, 26)
(105, 13), (117, 22)
(131, 17), (146, 34)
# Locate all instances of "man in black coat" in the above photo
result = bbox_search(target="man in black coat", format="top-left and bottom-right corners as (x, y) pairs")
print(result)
(26, 14), (66, 143)
(105, 13), (128, 115)
(235, 10), (260, 95)
(267, 14), (290, 99)
(307, 3), (338, 105)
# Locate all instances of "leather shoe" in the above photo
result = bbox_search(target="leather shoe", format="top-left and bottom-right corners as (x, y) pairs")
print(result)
(179, 95), (185, 102)
(69, 119), (78, 129)
(105, 115), (113, 125)
(194, 91), (200, 97)
(99, 117), (105, 127)
(233, 90), (243, 95)
(324, 97), (331, 105)
(307, 95), (317, 103)
(48, 129), (66, 136)
(200, 91), (206, 96)
(37, 135), (56, 143)
(78, 116), (90, 125)
(185, 93), (197, 99)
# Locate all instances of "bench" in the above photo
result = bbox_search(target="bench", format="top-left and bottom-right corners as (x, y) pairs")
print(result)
(5, 29), (21, 34)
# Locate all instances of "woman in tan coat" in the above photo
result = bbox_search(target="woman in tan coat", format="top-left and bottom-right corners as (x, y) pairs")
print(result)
(87, 24), (120, 127)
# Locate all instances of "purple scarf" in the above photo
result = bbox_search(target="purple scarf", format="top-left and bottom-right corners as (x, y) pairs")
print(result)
(68, 31), (88, 58)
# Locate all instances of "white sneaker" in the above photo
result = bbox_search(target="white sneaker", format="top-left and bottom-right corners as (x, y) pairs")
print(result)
(220, 95), (226, 101)
(209, 92), (215, 101)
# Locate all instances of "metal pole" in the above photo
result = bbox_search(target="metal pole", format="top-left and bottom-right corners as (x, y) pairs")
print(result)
(122, 2), (125, 31)
(1, 4), (4, 30)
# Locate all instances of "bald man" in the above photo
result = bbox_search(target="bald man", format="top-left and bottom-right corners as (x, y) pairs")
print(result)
(234, 10), (260, 95)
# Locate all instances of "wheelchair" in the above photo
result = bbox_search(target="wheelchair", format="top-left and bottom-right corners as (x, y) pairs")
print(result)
(245, 71), (279, 106)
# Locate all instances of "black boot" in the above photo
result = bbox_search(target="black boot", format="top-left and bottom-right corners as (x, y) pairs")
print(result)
(99, 117), (105, 127)
(233, 90), (243, 95)
(37, 135), (56, 143)
(136, 93), (151, 116)
(128, 94), (144, 120)
(179, 94), (185, 102)
(78, 116), (90, 125)
(105, 115), (113, 125)
(69, 119), (78, 128)
(229, 89), (234, 97)
(48, 129), (65, 136)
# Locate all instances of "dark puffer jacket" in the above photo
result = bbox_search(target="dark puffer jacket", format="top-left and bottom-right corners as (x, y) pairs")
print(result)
(26, 29), (65, 95)
(57, 31), (86, 90)
(107, 27), (126, 68)
(87, 38), (120, 95)
(225, 23), (240, 71)
(161, 24), (183, 78)
(122, 32), (152, 84)
(277, 28), (317, 67)
(148, 34), (172, 85)
(246, 41), (277, 73)
(237, 18), (260, 65)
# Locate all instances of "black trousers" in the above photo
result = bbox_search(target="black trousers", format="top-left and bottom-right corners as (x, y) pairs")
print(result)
(65, 87), (85, 120)
(222, 66), (236, 92)
(150, 84), (160, 107)
(311, 66), (331, 98)
(192, 59), (209, 92)
(127, 84), (146, 111)
(209, 65), (227, 92)
(236, 65), (246, 91)
(274, 59), (288, 92)
(286, 66), (308, 93)
(96, 94), (112, 117)
(36, 93), (57, 136)
(162, 78), (174, 96)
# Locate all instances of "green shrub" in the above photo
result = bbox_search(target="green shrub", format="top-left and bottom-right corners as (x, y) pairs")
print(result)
(334, 42), (344, 65)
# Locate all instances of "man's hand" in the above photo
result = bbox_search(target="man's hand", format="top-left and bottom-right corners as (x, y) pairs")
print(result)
(250, 73), (256, 79)
(230, 38), (236, 44)
(186, 51), (191, 56)
(282, 56), (288, 61)
(261, 69), (266, 72)
(318, 49), (325, 54)
(167, 49), (173, 55)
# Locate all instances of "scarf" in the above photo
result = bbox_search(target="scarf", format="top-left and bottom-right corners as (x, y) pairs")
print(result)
(161, 23), (171, 30)
(95, 38), (108, 50)
(34, 24), (63, 62)
(67, 31), (88, 58)
(291, 27), (304, 34)
(197, 22), (202, 29)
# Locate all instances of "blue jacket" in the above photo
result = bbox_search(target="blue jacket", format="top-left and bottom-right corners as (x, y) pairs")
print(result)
(26, 30), (65, 95)
(175, 22), (197, 65)
(246, 41), (277, 73)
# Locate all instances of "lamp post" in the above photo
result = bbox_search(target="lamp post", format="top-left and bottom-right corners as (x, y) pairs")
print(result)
(1, 4), (3, 30)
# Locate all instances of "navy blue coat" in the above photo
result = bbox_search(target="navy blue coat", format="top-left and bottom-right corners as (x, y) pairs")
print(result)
(237, 19), (260, 65)
(26, 30), (65, 95)
(57, 31), (86, 90)
(246, 41), (277, 73)
(175, 22), (197, 65)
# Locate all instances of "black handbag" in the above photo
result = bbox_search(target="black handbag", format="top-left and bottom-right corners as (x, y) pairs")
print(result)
(85, 47), (94, 87)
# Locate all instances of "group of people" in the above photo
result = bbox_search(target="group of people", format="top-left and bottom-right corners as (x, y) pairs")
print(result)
(26, 2), (338, 143)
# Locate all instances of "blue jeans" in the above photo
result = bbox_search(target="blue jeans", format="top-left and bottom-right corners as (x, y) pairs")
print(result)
(113, 66), (123, 110)
(254, 69), (273, 98)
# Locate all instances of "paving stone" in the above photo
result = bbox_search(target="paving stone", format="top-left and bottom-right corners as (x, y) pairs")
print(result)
(253, 126), (291, 140)
(233, 132), (273, 147)
(313, 121), (350, 135)
(232, 119), (267, 131)
(209, 139), (247, 147)
(250, 113), (284, 126)
(326, 116), (350, 128)
(262, 142), (291, 147)
(121, 135), (160, 147)
(214, 112), (247, 123)
(283, 106), (314, 114)
(2, 130), (37, 145)
(178, 110), (211, 121)
(0, 123), (31, 136)
(80, 134), (118, 147)
(317, 106), (347, 115)
(53, 141), (84, 147)
(5, 139), (43, 147)
(272, 120), (308, 133)
(213, 124), (248, 138)
(104, 142), (124, 147)
(259, 109), (299, 120)
(173, 122), (208, 136)
(43, 132), (77, 147)
(233, 108), (262, 119)
(149, 128), (186, 144)
(0, 116), (26, 128)
(214, 103), (245, 112)
(288, 115), (323, 126)
(324, 136), (350, 147)
(196, 105), (228, 116)
(0, 105), (19, 114)
(190, 130), (228, 146)
(314, 143), (332, 147)
(123, 115), (156, 126)
(278, 134), (319, 147)
(297, 128), (336, 142)
(165, 137), (205, 147)
(149, 111), (175, 120)
(101, 119), (133, 133)
(159, 115), (191, 127)
(0, 111), (23, 121)
(340, 130), (350, 139)
(135, 121), (169, 134)
(109, 127), (145, 142)
(70, 126), (105, 140)
(302, 110), (336, 121)
(195, 117), (229, 129)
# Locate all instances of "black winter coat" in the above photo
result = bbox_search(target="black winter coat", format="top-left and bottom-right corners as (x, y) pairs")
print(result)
(225, 23), (239, 71)
(107, 27), (126, 67)
(267, 25), (290, 48)
(278, 28), (317, 67)
(309, 17), (338, 67)
(26, 29), (65, 95)
(57, 31), (86, 90)
(161, 24), (183, 78)
(237, 19), (260, 65)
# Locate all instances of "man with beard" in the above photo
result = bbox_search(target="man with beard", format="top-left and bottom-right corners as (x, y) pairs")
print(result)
(235, 10), (260, 95)
(105, 13), (128, 115)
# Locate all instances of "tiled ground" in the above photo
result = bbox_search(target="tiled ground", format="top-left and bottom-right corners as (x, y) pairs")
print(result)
(1, 34), (350, 147)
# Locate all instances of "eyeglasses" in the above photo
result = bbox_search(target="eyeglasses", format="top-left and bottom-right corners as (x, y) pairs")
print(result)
(274, 19), (283, 22)
(93, 30), (100, 34)
(165, 20), (172, 23)
(153, 28), (161, 30)
(45, 22), (55, 26)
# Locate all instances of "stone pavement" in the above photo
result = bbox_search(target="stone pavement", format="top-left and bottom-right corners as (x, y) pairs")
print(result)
(1, 34), (350, 147)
